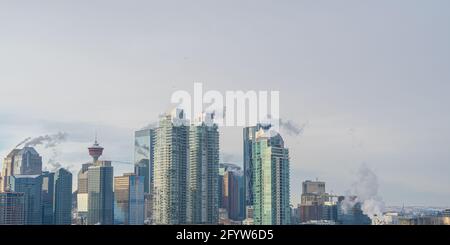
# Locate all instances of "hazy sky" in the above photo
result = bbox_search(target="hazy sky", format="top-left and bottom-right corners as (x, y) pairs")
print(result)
(1, 0), (449, 206)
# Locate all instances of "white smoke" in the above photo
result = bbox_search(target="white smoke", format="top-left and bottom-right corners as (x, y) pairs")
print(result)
(24, 132), (67, 148)
(279, 119), (308, 136)
(21, 132), (68, 172)
(342, 164), (385, 219)
(15, 137), (31, 148)
(46, 148), (62, 172)
(141, 122), (158, 130)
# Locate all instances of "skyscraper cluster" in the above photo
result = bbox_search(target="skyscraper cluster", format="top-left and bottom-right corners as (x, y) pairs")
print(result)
(152, 109), (219, 224)
(0, 147), (72, 225)
(0, 108), (293, 225)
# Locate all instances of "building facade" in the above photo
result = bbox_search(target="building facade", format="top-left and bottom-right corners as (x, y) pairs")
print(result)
(41, 171), (55, 225)
(77, 162), (93, 223)
(54, 168), (73, 225)
(221, 167), (245, 221)
(87, 161), (114, 225)
(114, 173), (145, 225)
(134, 128), (156, 194)
(9, 175), (43, 225)
(187, 113), (220, 224)
(252, 128), (290, 225)
(243, 124), (266, 208)
(0, 192), (25, 225)
(153, 109), (189, 224)
(1, 147), (42, 191)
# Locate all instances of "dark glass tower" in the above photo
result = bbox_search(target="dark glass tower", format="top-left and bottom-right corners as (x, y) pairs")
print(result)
(54, 168), (73, 225)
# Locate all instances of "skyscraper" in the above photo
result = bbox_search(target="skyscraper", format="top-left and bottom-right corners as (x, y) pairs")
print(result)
(54, 168), (72, 225)
(9, 175), (43, 225)
(114, 173), (144, 225)
(1, 147), (42, 191)
(77, 162), (93, 224)
(252, 128), (290, 225)
(87, 160), (114, 225)
(134, 128), (155, 194)
(86, 138), (113, 225)
(187, 112), (219, 224)
(222, 169), (245, 221)
(243, 124), (268, 209)
(153, 108), (188, 224)
(299, 180), (329, 223)
(219, 163), (245, 222)
(41, 171), (55, 225)
(0, 192), (25, 225)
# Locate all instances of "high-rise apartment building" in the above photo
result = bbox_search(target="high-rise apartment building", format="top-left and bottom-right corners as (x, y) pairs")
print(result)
(153, 108), (188, 224)
(243, 124), (272, 210)
(252, 128), (290, 225)
(54, 168), (72, 225)
(187, 113), (219, 224)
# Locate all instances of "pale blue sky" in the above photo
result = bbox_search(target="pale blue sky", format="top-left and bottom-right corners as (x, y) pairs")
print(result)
(1, 0), (449, 206)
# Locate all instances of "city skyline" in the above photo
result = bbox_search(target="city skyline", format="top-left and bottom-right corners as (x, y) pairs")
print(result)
(1, 0), (450, 208)
(0, 119), (449, 225)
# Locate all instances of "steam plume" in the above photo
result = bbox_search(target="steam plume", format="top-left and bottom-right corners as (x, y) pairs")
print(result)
(342, 164), (385, 219)
(279, 119), (308, 136)
(15, 137), (31, 148)
(141, 122), (158, 130)
(24, 132), (67, 148)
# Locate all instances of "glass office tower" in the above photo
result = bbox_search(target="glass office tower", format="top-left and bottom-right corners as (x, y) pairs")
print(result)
(114, 173), (144, 225)
(9, 175), (43, 225)
(54, 168), (73, 225)
(134, 128), (155, 194)
(0, 192), (25, 225)
(41, 171), (55, 225)
(87, 161), (114, 225)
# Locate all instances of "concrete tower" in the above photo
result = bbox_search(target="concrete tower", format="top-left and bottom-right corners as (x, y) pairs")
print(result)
(88, 136), (104, 163)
